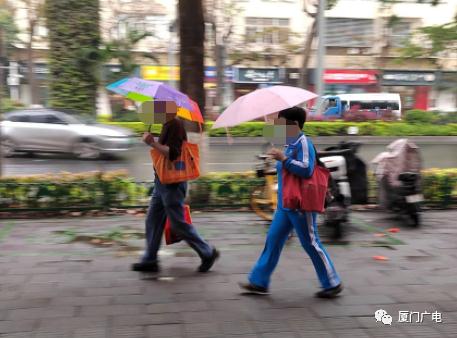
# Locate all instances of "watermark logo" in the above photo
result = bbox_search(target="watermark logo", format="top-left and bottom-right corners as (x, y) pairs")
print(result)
(375, 309), (392, 325)
(375, 309), (443, 325)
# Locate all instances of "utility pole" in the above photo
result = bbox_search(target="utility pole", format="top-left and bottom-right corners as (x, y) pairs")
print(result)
(315, 0), (326, 113)
(168, 20), (177, 89)
(0, 27), (5, 177)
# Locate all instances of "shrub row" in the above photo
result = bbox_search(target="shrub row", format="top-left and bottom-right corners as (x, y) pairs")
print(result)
(106, 121), (457, 137)
(1, 169), (455, 212)
(405, 110), (457, 124)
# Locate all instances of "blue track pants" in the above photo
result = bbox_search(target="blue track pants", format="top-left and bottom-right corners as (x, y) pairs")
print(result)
(249, 209), (341, 290)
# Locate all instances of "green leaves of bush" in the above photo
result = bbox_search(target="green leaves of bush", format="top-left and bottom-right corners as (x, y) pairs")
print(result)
(104, 121), (457, 137)
(405, 110), (457, 124)
(45, 0), (101, 115)
(1, 169), (455, 211)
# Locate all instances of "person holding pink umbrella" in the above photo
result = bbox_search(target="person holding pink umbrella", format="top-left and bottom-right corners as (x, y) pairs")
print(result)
(238, 107), (342, 297)
(213, 87), (342, 297)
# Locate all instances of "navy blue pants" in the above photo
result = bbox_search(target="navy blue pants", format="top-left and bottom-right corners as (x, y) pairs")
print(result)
(249, 209), (341, 289)
(142, 178), (212, 263)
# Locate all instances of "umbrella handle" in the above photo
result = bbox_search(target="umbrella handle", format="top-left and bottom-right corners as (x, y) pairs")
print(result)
(262, 115), (274, 148)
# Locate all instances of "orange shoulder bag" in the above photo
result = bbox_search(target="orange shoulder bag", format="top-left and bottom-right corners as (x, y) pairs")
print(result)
(150, 141), (200, 184)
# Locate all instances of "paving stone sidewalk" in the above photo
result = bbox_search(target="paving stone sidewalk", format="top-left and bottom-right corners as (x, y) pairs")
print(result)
(1, 210), (457, 338)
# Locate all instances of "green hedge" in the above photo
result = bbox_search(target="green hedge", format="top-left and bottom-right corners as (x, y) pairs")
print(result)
(421, 169), (457, 207)
(0, 171), (149, 210)
(405, 110), (457, 124)
(1, 169), (456, 211)
(105, 121), (457, 137)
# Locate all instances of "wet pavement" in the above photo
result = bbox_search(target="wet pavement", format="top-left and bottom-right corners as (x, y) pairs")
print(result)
(1, 210), (457, 337)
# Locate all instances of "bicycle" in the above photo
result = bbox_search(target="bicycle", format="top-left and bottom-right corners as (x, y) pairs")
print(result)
(249, 145), (354, 240)
(250, 154), (277, 221)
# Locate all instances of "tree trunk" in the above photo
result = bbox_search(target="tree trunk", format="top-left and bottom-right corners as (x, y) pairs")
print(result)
(26, 22), (39, 105)
(299, 18), (317, 89)
(178, 0), (205, 118)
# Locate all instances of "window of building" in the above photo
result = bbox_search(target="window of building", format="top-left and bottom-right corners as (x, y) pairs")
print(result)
(326, 18), (374, 47)
(245, 17), (290, 44)
(389, 21), (413, 48)
(113, 14), (168, 40)
(36, 20), (48, 37)
(145, 15), (169, 38)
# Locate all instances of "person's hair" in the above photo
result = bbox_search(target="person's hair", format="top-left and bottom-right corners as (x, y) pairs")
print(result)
(278, 106), (307, 129)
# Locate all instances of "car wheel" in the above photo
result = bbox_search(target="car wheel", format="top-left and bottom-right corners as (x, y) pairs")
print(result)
(72, 140), (101, 159)
(1, 138), (16, 157)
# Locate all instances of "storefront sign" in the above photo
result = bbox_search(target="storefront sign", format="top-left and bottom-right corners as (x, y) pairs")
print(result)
(324, 70), (378, 84)
(141, 65), (233, 82)
(234, 67), (284, 84)
(141, 66), (180, 81)
(204, 66), (233, 82)
(439, 72), (457, 87)
(381, 71), (436, 86)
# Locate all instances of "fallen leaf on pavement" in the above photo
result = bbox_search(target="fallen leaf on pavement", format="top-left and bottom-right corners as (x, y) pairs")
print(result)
(373, 255), (389, 261)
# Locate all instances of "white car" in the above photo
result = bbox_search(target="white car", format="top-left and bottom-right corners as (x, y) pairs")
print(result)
(1, 109), (135, 159)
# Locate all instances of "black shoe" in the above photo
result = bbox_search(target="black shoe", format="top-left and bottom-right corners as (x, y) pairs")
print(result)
(238, 282), (270, 295)
(198, 248), (219, 273)
(315, 283), (343, 299)
(131, 261), (160, 273)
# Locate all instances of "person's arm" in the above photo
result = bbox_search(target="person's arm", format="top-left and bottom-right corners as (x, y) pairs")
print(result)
(268, 146), (314, 178)
(283, 138), (315, 178)
(143, 119), (184, 161)
(142, 132), (170, 157)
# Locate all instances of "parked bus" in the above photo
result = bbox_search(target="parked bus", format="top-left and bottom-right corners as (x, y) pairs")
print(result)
(316, 93), (402, 120)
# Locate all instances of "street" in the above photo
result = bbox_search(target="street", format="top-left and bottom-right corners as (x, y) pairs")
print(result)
(2, 136), (457, 180)
(0, 210), (456, 337)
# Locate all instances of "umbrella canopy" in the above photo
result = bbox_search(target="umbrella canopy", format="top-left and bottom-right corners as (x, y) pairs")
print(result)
(106, 77), (204, 123)
(177, 100), (204, 124)
(113, 77), (193, 110)
(106, 78), (129, 96)
(212, 85), (317, 129)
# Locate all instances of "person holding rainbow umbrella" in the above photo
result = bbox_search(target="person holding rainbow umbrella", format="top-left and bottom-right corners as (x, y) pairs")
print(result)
(107, 77), (219, 274)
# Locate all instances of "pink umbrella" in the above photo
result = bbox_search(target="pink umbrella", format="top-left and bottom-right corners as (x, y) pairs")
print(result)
(212, 85), (317, 129)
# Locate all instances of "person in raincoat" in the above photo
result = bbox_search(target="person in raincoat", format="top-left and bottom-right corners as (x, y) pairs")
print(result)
(239, 107), (343, 298)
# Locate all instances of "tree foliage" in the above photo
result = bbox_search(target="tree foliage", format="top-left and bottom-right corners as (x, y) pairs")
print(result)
(400, 19), (457, 65)
(45, 0), (101, 115)
(0, 0), (18, 48)
(101, 30), (156, 82)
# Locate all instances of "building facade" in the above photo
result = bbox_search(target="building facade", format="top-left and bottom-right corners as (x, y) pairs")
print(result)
(5, 0), (457, 114)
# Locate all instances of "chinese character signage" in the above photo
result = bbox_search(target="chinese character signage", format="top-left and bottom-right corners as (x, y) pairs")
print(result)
(324, 70), (378, 84)
(381, 71), (436, 86)
(204, 66), (233, 82)
(141, 66), (180, 81)
(141, 66), (233, 82)
(234, 68), (284, 84)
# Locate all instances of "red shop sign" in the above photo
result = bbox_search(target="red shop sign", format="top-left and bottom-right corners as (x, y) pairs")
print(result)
(324, 70), (378, 84)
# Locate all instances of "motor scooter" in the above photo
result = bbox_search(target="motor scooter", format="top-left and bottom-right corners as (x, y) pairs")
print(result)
(372, 139), (423, 227)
